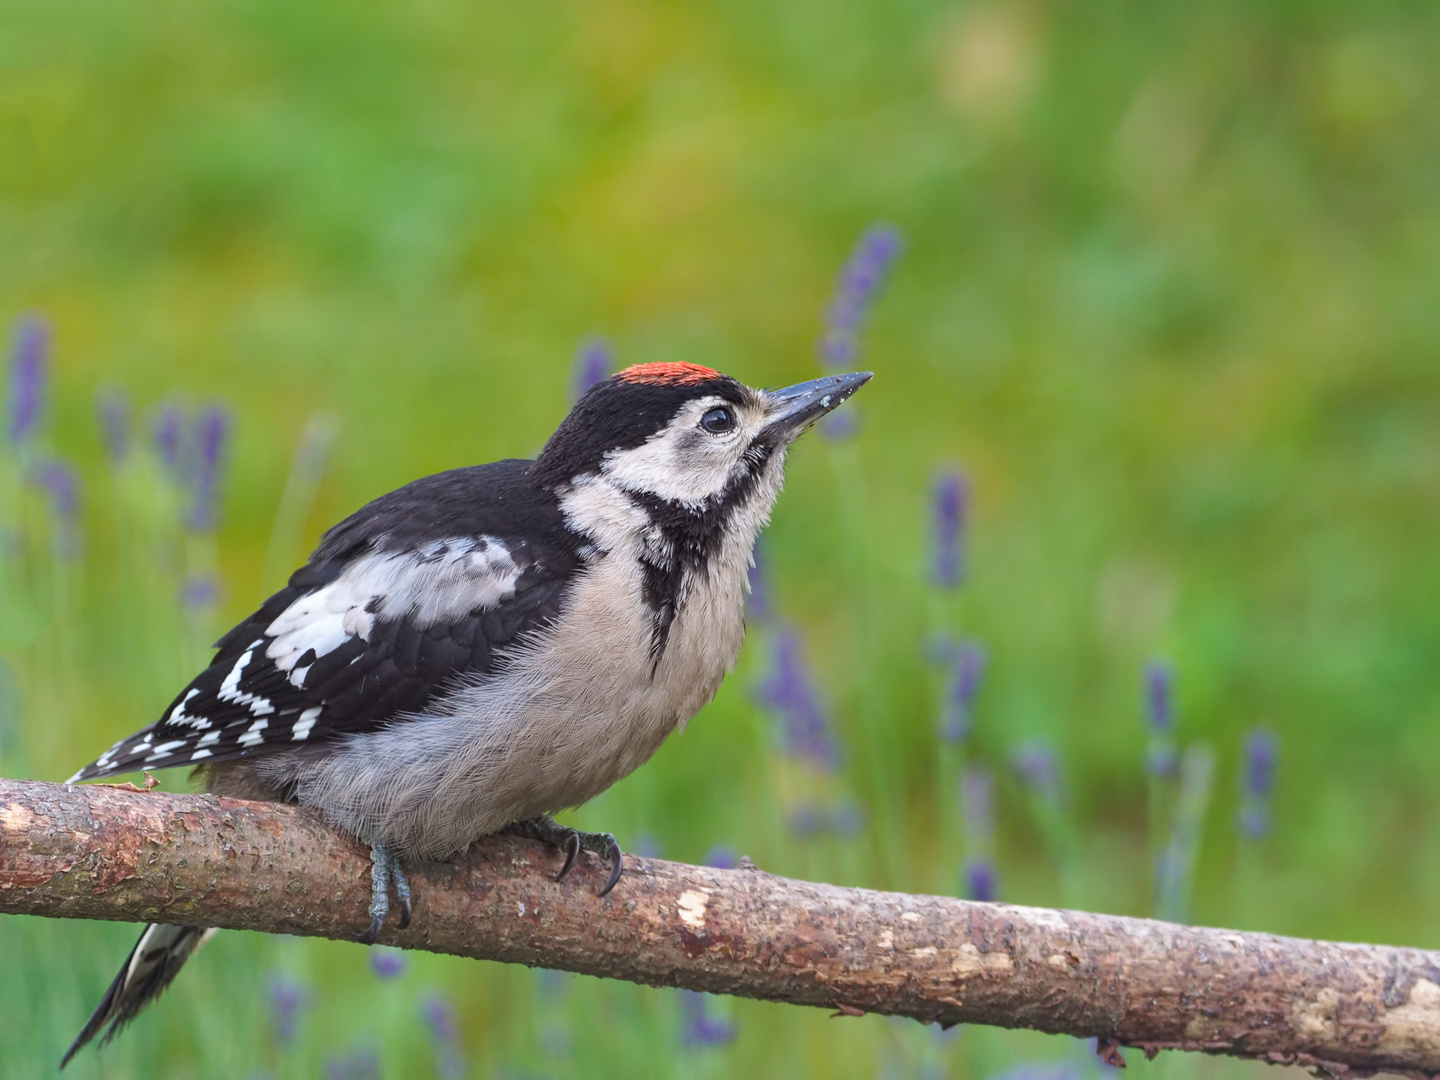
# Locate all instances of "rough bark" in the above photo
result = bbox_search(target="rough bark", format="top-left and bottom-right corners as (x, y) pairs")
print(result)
(2, 777), (1437, 1077)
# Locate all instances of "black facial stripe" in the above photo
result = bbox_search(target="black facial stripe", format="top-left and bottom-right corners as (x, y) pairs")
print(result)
(629, 442), (776, 666)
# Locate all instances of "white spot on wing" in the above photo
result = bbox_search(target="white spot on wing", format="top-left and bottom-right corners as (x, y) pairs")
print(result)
(190, 748), (212, 761)
(292, 706), (322, 741)
(145, 740), (187, 762)
(168, 688), (206, 728)
(196, 731), (221, 748)
(218, 644), (276, 716)
(238, 719), (269, 747)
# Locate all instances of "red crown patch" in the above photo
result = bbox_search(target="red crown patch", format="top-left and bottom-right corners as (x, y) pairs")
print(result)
(616, 362), (721, 386)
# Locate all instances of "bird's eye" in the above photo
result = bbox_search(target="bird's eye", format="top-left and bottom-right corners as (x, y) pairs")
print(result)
(700, 406), (736, 434)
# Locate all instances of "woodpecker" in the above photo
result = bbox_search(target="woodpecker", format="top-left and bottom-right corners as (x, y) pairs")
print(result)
(61, 361), (870, 1065)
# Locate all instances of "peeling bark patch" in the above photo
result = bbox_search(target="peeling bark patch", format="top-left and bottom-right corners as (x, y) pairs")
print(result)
(676, 889), (717, 959)
(1, 802), (42, 832)
(1379, 979), (1440, 1059)
(677, 890), (709, 930)
(950, 943), (1013, 976)
(1294, 987), (1341, 1039)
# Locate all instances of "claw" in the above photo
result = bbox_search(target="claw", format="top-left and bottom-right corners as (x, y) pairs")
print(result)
(599, 836), (623, 897)
(507, 816), (626, 895)
(360, 914), (385, 946)
(555, 832), (581, 884)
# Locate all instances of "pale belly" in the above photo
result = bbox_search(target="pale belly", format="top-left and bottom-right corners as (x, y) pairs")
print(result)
(280, 548), (749, 860)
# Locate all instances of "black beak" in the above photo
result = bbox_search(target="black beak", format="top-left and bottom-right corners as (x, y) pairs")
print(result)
(763, 372), (873, 438)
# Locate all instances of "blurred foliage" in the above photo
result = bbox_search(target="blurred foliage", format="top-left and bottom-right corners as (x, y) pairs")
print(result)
(3, 0), (1440, 1076)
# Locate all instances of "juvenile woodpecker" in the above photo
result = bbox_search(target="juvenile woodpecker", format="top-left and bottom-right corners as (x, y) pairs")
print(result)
(61, 361), (870, 1065)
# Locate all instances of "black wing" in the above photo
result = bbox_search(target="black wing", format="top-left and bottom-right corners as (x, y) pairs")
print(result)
(69, 460), (581, 781)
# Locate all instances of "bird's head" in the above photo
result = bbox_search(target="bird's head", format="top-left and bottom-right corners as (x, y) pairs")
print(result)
(534, 363), (871, 508)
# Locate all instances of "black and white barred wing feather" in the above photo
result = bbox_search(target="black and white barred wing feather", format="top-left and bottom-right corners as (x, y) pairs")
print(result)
(69, 464), (577, 783)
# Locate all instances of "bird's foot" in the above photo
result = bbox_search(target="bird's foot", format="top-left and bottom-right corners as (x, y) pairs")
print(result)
(359, 842), (413, 944)
(506, 815), (624, 896)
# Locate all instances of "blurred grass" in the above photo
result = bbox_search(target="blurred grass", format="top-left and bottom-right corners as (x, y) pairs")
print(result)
(3, 0), (1440, 1076)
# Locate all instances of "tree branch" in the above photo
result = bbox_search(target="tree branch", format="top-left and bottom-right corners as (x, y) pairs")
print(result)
(2, 777), (1437, 1077)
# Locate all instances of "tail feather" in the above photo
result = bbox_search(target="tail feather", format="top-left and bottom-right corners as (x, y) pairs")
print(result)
(61, 923), (216, 1069)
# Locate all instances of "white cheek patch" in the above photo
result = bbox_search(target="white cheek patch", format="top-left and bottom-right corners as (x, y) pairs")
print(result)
(601, 406), (756, 505)
(559, 475), (654, 552)
(265, 537), (522, 686)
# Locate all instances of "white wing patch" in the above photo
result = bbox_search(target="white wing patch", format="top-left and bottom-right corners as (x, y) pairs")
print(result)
(218, 644), (276, 716)
(265, 536), (521, 686)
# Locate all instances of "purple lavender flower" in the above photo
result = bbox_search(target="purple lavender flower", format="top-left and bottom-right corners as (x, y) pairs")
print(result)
(325, 1048), (380, 1080)
(96, 389), (132, 463)
(187, 405), (232, 532)
(939, 642), (985, 743)
(817, 224), (902, 439)
(680, 990), (737, 1048)
(1238, 728), (1278, 839)
(963, 860), (997, 902)
(368, 947), (407, 979)
(818, 225), (903, 371)
(153, 405), (184, 473)
(1243, 729), (1277, 798)
(754, 627), (840, 771)
(6, 315), (49, 446)
(831, 798), (864, 835)
(931, 471), (968, 588)
(572, 337), (612, 402)
(1144, 661), (1174, 733)
(1010, 739), (1063, 805)
(1143, 660), (1178, 778)
(704, 844), (739, 870)
(29, 458), (82, 559)
(181, 573), (221, 609)
(422, 996), (465, 1079)
(266, 974), (309, 1046)
(961, 766), (997, 901)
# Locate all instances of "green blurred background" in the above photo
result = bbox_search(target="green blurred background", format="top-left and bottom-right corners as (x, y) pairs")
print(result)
(3, 1), (1440, 1077)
